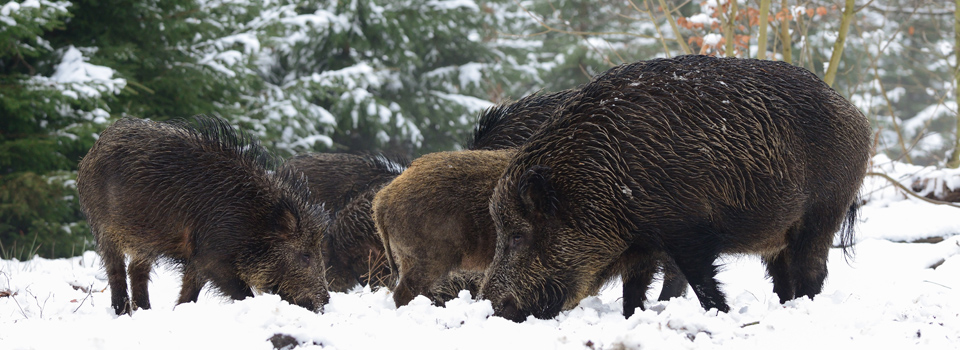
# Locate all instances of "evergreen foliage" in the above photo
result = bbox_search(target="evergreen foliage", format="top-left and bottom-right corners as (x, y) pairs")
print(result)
(1, 0), (958, 259)
(1, 0), (115, 258)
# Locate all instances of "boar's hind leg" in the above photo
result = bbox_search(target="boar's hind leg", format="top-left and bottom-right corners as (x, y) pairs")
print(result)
(176, 266), (204, 305)
(663, 226), (729, 313)
(657, 260), (688, 302)
(768, 207), (839, 303)
(128, 256), (154, 310)
(98, 229), (131, 315)
(392, 265), (442, 307)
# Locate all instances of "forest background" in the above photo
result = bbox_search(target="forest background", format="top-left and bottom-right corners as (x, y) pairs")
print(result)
(1, 0), (956, 259)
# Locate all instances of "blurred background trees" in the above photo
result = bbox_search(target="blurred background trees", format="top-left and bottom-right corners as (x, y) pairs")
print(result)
(1, 0), (958, 258)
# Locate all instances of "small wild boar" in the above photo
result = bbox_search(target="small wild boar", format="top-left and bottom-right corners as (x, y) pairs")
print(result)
(285, 153), (407, 292)
(371, 90), (578, 307)
(78, 116), (330, 315)
(373, 149), (514, 306)
(480, 55), (872, 321)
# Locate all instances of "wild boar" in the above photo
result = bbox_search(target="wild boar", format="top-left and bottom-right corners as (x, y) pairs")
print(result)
(480, 55), (871, 321)
(286, 153), (406, 292)
(78, 116), (330, 315)
(374, 149), (514, 307)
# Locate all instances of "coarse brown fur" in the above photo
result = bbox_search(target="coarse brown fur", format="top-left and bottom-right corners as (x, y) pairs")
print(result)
(78, 116), (330, 315)
(372, 90), (578, 307)
(429, 271), (486, 304)
(374, 149), (514, 306)
(481, 55), (872, 322)
(285, 153), (407, 292)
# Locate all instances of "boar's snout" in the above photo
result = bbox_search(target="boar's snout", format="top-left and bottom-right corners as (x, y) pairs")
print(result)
(281, 289), (329, 313)
(495, 295), (525, 323)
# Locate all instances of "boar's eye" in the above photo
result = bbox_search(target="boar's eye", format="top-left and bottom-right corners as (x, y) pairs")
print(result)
(510, 233), (524, 250)
(300, 252), (312, 266)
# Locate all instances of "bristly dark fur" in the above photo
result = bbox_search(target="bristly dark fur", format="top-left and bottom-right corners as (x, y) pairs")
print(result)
(286, 153), (408, 214)
(466, 89), (578, 150)
(481, 55), (872, 321)
(78, 116), (330, 315)
(285, 152), (409, 292)
(170, 114), (280, 171)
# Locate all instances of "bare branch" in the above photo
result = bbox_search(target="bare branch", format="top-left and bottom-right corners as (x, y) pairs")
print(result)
(824, 0), (857, 86)
(865, 172), (960, 208)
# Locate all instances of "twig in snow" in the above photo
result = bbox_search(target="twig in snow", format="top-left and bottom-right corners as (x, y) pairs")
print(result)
(923, 280), (952, 290)
(11, 290), (28, 319)
(73, 283), (95, 313)
(29, 290), (50, 319)
(865, 172), (960, 208)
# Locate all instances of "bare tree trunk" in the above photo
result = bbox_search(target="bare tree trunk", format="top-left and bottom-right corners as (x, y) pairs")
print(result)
(658, 0), (692, 55)
(757, 0), (772, 59)
(950, 0), (960, 168)
(724, 0), (738, 57)
(779, 0), (792, 63)
(824, 0), (856, 87)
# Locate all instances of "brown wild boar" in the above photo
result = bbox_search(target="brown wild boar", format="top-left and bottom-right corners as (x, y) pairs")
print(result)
(480, 55), (872, 322)
(78, 116), (330, 315)
(372, 89), (580, 307)
(374, 149), (514, 306)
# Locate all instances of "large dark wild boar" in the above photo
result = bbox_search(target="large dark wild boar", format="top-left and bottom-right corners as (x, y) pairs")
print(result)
(480, 55), (871, 322)
(78, 116), (330, 315)
(285, 153), (407, 292)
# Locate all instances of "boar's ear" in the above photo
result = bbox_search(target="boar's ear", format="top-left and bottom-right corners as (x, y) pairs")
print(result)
(518, 165), (558, 216)
(271, 205), (299, 239)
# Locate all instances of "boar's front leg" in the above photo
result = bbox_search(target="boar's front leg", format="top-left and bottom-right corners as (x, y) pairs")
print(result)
(663, 225), (729, 313)
(217, 274), (254, 301)
(621, 261), (658, 318)
(177, 266), (204, 305)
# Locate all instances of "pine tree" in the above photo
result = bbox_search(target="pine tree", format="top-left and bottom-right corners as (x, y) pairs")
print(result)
(250, 0), (543, 157)
(1, 0), (124, 258)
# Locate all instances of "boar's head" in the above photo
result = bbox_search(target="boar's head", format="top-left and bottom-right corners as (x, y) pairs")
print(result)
(480, 162), (630, 322)
(243, 167), (332, 312)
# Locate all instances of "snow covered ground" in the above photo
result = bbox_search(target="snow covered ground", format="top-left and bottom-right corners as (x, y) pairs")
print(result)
(2, 155), (960, 349)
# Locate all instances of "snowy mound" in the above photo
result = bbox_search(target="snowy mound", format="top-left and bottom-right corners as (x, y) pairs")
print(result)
(2, 155), (959, 349)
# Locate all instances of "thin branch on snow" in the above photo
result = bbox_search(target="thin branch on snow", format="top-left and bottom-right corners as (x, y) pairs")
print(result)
(865, 172), (960, 208)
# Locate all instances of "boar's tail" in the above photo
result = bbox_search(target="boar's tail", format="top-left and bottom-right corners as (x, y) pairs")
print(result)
(379, 221), (400, 288)
(836, 199), (860, 261)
